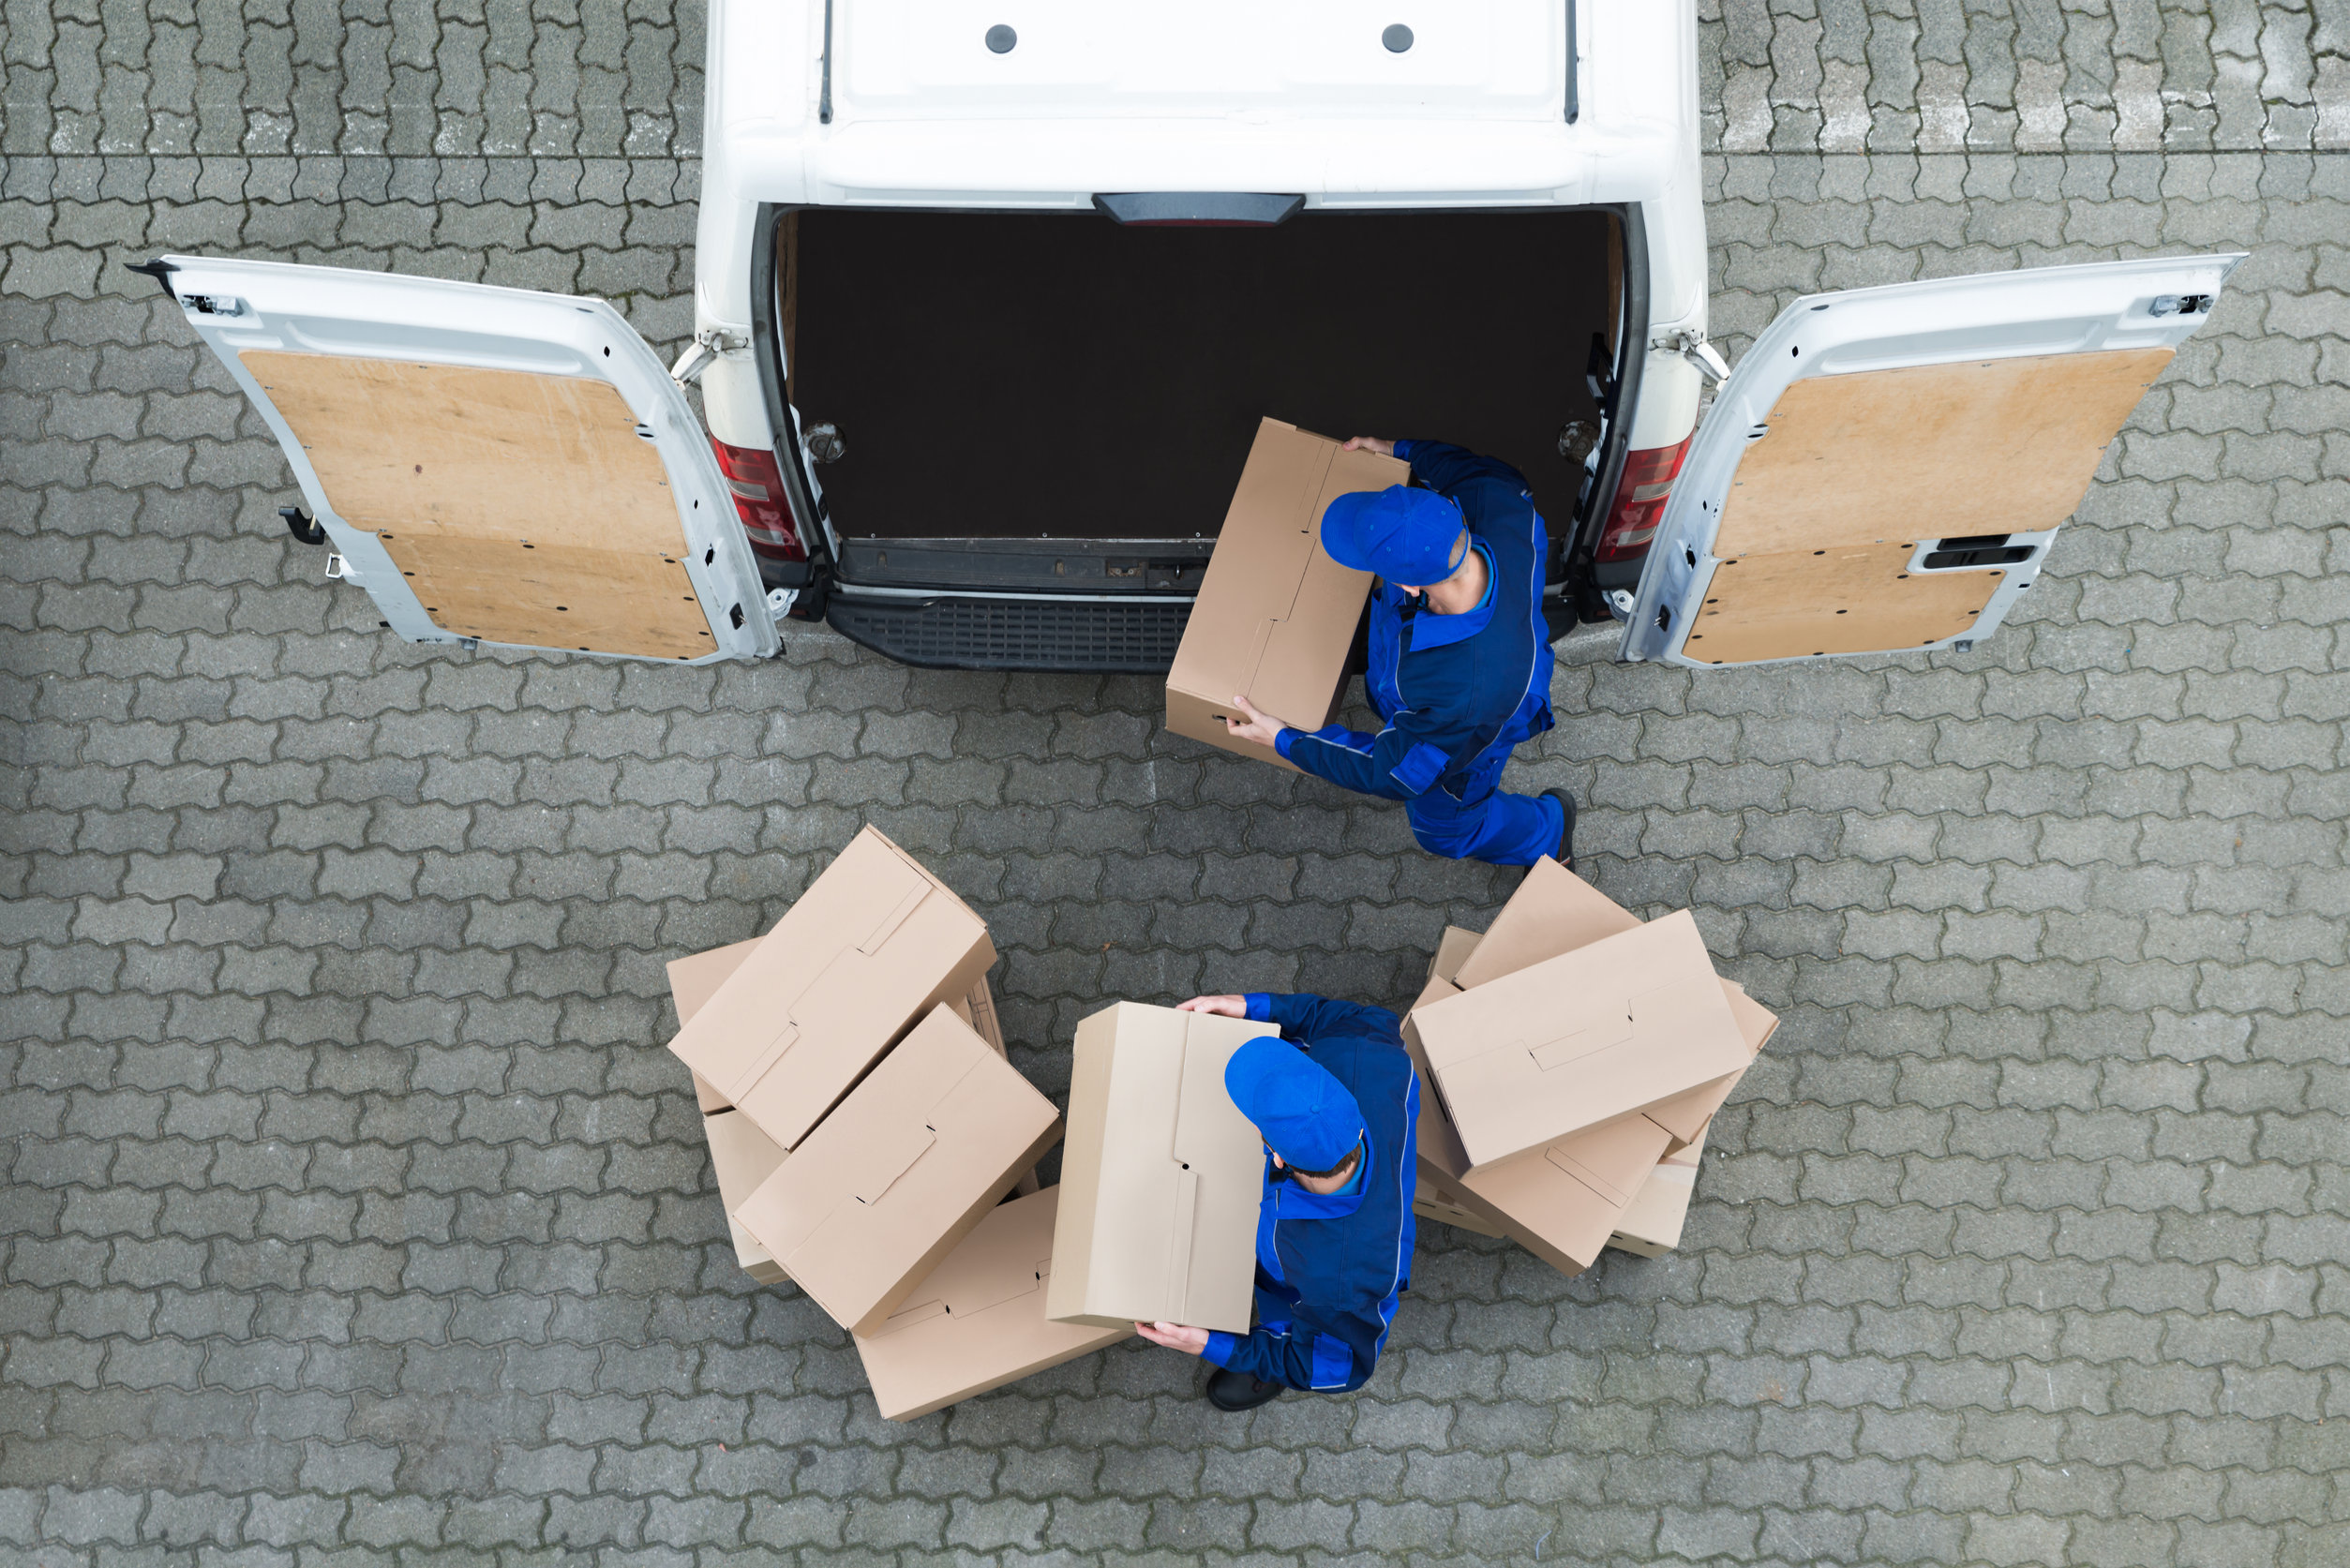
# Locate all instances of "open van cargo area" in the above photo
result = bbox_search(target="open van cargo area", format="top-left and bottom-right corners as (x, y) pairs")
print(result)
(785, 208), (1615, 591)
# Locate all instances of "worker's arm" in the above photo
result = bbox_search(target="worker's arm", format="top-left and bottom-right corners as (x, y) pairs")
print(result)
(1242, 993), (1402, 1044)
(1200, 1309), (1373, 1394)
(1276, 699), (1463, 801)
(1394, 439), (1532, 498)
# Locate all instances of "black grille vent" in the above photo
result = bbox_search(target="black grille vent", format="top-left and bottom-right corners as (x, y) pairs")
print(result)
(826, 595), (1192, 673)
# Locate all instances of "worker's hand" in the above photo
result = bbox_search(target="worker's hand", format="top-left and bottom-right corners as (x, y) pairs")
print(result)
(1177, 994), (1249, 1018)
(1341, 437), (1396, 457)
(1136, 1321), (1211, 1355)
(1223, 692), (1287, 749)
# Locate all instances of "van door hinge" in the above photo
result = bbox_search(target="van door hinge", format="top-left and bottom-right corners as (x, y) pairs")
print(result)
(1662, 331), (1731, 387)
(669, 327), (751, 388)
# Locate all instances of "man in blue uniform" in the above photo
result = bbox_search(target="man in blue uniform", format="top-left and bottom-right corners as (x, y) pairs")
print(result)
(1133, 991), (1418, 1411)
(1223, 436), (1575, 869)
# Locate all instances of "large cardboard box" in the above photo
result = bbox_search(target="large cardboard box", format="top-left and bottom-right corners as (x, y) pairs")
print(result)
(1164, 418), (1407, 769)
(665, 827), (996, 1151)
(1047, 1002), (1272, 1333)
(732, 1005), (1061, 1334)
(1608, 1122), (1706, 1258)
(1444, 859), (1779, 1147)
(853, 1186), (1130, 1421)
(1400, 867), (1774, 1277)
(1412, 909), (1750, 1166)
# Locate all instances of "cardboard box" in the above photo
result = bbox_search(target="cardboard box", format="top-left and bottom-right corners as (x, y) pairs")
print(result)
(1609, 1122), (1706, 1259)
(1412, 908), (1750, 1166)
(1398, 869), (1774, 1278)
(1164, 418), (1407, 769)
(665, 826), (996, 1151)
(853, 1186), (1130, 1421)
(732, 1005), (1061, 1334)
(702, 1109), (789, 1283)
(1400, 998), (1669, 1277)
(1447, 859), (1778, 1148)
(1047, 1002), (1272, 1333)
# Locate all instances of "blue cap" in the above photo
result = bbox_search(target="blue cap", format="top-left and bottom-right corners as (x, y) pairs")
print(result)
(1320, 485), (1467, 585)
(1224, 1038), (1366, 1173)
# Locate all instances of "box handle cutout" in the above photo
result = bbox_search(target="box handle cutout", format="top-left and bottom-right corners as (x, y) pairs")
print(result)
(869, 1297), (950, 1337)
(1526, 1011), (1636, 1071)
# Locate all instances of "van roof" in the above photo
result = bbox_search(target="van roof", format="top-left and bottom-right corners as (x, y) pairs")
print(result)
(703, 0), (1696, 211)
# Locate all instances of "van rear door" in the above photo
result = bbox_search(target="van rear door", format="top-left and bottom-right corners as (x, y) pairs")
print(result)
(155, 256), (776, 664)
(1622, 254), (2243, 669)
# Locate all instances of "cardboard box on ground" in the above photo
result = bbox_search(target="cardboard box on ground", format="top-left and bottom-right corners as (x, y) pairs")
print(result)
(1403, 859), (1775, 1275)
(665, 826), (996, 1151)
(672, 947), (1045, 1287)
(854, 1187), (1130, 1423)
(1164, 418), (1407, 769)
(731, 1005), (1061, 1335)
(663, 825), (1140, 1421)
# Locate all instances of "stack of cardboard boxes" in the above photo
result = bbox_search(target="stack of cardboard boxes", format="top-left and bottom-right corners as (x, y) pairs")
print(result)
(1401, 858), (1777, 1273)
(666, 827), (1288, 1421)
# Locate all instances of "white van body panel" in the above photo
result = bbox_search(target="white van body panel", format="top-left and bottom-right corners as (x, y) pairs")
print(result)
(163, 256), (778, 663)
(1622, 253), (2247, 669)
(695, 0), (1704, 362)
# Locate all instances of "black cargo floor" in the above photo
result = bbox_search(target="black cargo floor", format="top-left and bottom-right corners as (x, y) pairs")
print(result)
(787, 208), (1612, 544)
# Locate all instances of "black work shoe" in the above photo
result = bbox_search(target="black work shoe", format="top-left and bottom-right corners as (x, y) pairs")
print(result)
(1205, 1367), (1283, 1411)
(1543, 788), (1578, 871)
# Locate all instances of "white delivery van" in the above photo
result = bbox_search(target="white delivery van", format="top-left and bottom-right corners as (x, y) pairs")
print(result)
(147, 4), (2238, 674)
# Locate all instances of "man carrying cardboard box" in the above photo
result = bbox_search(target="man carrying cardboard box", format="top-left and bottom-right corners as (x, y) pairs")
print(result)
(1221, 438), (1573, 870)
(1132, 993), (1417, 1412)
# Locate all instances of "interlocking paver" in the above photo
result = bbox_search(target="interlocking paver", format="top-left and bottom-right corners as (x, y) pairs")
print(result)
(3, 3), (2346, 1564)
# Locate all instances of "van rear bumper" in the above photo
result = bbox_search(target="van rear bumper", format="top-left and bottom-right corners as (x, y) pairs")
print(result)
(825, 591), (1193, 673)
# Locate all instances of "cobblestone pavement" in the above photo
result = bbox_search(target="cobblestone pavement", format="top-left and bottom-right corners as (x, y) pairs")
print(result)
(4, 4), (2348, 1565)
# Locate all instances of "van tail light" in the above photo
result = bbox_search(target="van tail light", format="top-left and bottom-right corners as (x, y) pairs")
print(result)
(711, 439), (806, 562)
(1594, 438), (1692, 563)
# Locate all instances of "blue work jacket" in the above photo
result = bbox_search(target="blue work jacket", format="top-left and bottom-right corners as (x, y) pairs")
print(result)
(1200, 993), (1418, 1394)
(1277, 441), (1556, 800)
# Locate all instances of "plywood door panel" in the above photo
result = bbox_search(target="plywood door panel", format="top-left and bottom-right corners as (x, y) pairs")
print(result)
(1716, 347), (2173, 558)
(379, 533), (715, 661)
(1682, 543), (2003, 665)
(240, 351), (682, 552)
(243, 350), (722, 656)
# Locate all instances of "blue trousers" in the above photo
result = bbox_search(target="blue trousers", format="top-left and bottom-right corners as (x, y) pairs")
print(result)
(1404, 743), (1564, 867)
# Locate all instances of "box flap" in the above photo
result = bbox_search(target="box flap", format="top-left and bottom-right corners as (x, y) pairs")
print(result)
(1451, 857), (1637, 989)
(1427, 926), (1484, 991)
